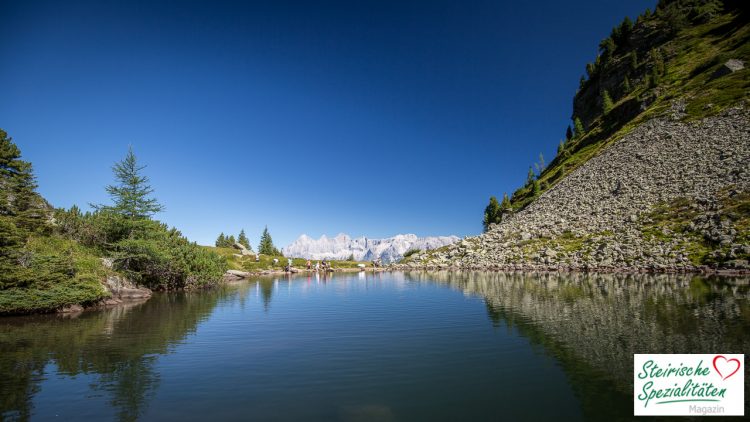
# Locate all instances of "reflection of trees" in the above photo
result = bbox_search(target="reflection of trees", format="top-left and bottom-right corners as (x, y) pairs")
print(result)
(407, 271), (750, 420)
(0, 287), (231, 421)
(258, 278), (275, 311)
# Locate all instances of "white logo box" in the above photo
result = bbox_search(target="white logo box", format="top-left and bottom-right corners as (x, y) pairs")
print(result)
(634, 354), (744, 416)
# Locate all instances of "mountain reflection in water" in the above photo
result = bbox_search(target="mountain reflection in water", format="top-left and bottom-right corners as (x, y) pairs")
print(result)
(1, 272), (747, 421)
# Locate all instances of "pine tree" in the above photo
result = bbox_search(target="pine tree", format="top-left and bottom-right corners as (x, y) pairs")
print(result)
(532, 180), (541, 197)
(238, 229), (251, 249)
(573, 117), (585, 138)
(623, 75), (632, 93)
(258, 226), (279, 255)
(500, 193), (511, 211)
(534, 153), (546, 176)
(0, 129), (38, 216)
(0, 130), (46, 232)
(630, 51), (638, 71)
(602, 90), (614, 115)
(620, 16), (633, 38)
(578, 76), (586, 91)
(526, 167), (535, 186)
(558, 140), (565, 155)
(599, 37), (616, 63)
(650, 48), (665, 86)
(216, 233), (226, 247)
(95, 147), (163, 219)
(482, 196), (501, 232)
(228, 235), (236, 246)
(586, 62), (596, 79)
(565, 125), (573, 141)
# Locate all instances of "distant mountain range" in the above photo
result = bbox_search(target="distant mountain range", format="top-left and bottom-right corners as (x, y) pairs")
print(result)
(282, 233), (460, 263)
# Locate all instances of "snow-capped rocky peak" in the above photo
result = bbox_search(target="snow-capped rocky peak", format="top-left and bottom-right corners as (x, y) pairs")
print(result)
(282, 233), (460, 263)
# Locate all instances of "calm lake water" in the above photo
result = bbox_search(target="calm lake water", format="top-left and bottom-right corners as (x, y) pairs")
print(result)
(1, 271), (748, 421)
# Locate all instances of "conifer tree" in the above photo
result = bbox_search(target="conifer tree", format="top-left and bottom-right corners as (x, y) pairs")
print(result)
(216, 233), (226, 247)
(602, 90), (614, 115)
(2, 133), (47, 231)
(566, 125), (573, 141)
(620, 16), (633, 38)
(623, 75), (632, 93)
(500, 193), (511, 211)
(238, 229), (251, 249)
(532, 180), (541, 197)
(534, 153), (546, 176)
(482, 196), (501, 232)
(258, 226), (280, 255)
(586, 62), (596, 79)
(0, 129), (39, 220)
(630, 51), (638, 71)
(95, 147), (163, 219)
(573, 117), (585, 138)
(228, 235), (236, 246)
(526, 167), (535, 186)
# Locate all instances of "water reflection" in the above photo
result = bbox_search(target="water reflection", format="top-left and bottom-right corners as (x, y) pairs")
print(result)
(1, 272), (748, 421)
(407, 271), (750, 419)
(0, 289), (230, 421)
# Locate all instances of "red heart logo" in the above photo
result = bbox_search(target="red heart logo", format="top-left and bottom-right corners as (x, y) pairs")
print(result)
(713, 355), (741, 381)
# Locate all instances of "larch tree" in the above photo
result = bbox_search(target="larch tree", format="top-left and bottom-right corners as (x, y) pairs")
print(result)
(96, 147), (163, 219)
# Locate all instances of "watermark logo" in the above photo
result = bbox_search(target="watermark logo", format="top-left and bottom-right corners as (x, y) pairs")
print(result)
(634, 354), (744, 416)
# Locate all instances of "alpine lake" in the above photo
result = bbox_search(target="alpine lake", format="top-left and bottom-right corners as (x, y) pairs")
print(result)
(1, 271), (748, 421)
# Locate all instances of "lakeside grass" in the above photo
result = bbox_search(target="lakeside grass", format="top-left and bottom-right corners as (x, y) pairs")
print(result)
(201, 246), (370, 271)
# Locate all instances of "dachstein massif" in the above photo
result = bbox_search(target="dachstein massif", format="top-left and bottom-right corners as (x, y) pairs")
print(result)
(399, 1), (749, 273)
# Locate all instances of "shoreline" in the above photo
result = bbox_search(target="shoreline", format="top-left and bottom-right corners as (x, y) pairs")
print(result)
(6, 265), (746, 318)
(387, 263), (750, 276)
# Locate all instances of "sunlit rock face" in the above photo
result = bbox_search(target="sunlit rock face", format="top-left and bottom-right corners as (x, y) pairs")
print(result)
(282, 233), (460, 263)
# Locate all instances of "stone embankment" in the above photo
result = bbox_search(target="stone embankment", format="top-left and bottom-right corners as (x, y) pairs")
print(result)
(397, 107), (750, 274)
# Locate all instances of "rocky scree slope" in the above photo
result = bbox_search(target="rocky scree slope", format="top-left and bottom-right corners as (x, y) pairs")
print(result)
(402, 106), (750, 272)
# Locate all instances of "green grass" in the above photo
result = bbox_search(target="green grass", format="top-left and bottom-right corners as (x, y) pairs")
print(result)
(201, 246), (369, 271)
(0, 235), (111, 314)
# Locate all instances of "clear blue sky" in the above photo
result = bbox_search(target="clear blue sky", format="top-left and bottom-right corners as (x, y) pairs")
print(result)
(1, 0), (655, 247)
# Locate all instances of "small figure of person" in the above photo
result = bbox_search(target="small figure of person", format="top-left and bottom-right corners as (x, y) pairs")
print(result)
(306, 260), (311, 270)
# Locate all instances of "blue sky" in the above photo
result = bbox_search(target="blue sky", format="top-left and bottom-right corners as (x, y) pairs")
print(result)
(0, 0), (655, 247)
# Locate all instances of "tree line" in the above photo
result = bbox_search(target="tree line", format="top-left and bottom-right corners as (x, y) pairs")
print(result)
(215, 227), (281, 256)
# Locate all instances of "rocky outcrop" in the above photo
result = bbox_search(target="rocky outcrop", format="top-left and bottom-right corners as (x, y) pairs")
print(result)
(711, 59), (745, 79)
(402, 107), (750, 273)
(223, 270), (251, 281)
(232, 242), (254, 256)
(100, 276), (152, 306)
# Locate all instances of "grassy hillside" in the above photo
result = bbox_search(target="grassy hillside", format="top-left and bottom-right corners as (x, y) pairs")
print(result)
(497, 0), (748, 215)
